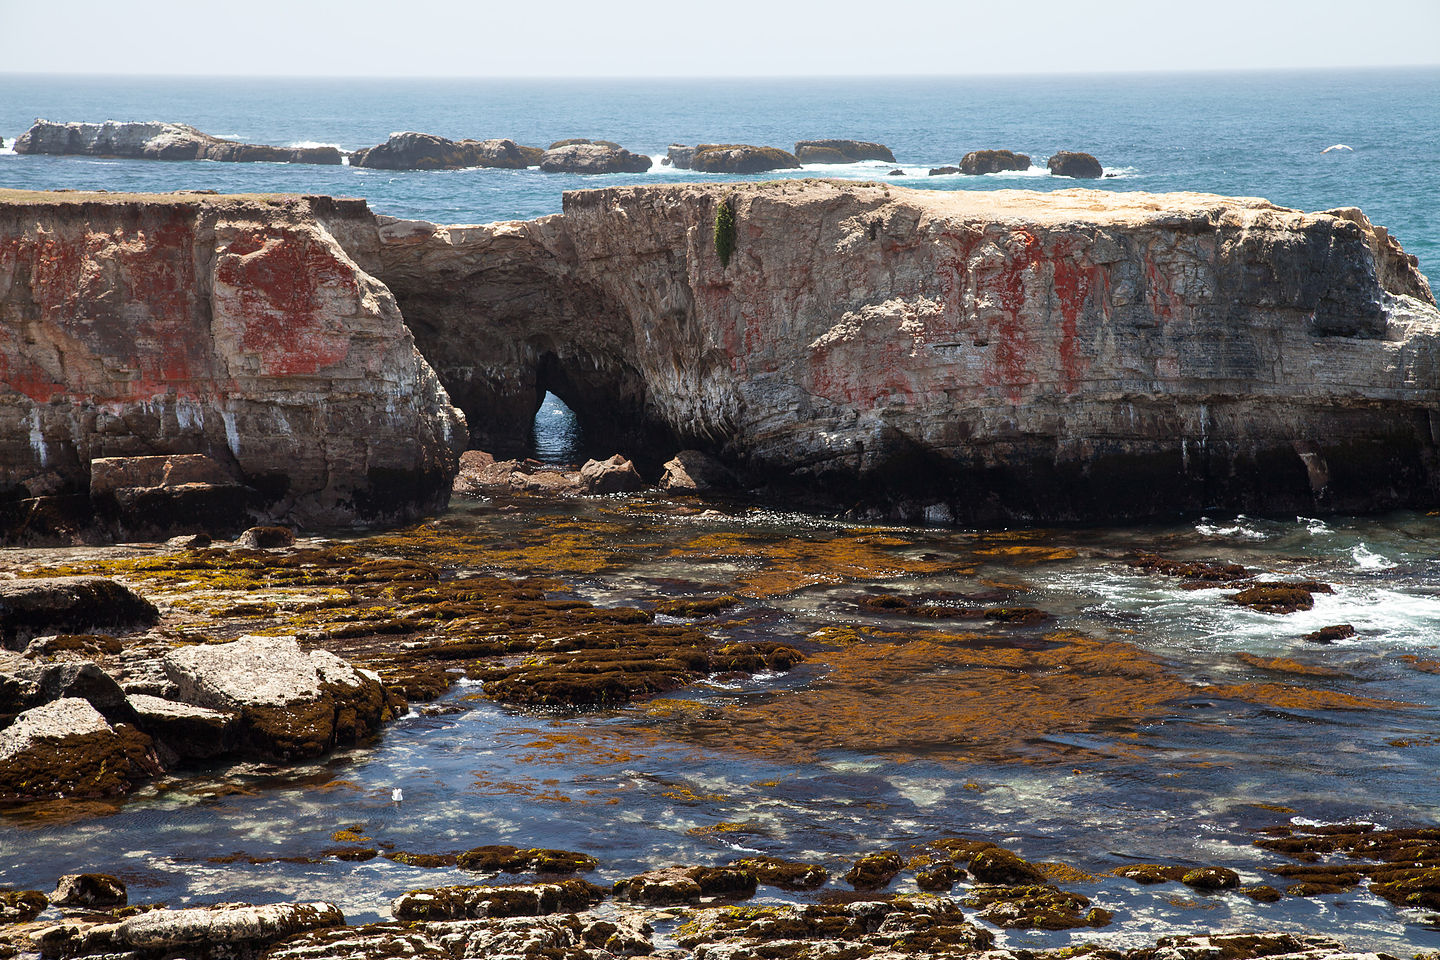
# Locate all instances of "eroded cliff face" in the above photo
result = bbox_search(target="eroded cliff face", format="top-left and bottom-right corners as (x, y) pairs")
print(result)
(0, 190), (466, 540)
(375, 181), (1440, 522)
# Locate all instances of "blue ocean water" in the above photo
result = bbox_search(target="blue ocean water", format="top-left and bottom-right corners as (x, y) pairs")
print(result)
(1, 71), (1437, 286)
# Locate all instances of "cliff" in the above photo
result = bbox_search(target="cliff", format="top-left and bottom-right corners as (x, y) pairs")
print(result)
(0, 189), (466, 541)
(14, 121), (344, 165)
(372, 180), (1440, 522)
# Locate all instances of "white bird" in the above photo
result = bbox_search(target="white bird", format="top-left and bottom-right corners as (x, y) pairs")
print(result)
(1321, 144), (1354, 153)
(391, 788), (403, 803)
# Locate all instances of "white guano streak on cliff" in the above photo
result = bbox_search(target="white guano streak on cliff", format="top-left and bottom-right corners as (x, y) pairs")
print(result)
(28, 409), (48, 466)
(221, 408), (241, 456)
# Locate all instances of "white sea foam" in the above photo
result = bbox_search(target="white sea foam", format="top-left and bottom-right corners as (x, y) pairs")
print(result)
(1350, 543), (1396, 570)
(286, 140), (344, 150)
(1299, 516), (1331, 535)
(1194, 516), (1269, 540)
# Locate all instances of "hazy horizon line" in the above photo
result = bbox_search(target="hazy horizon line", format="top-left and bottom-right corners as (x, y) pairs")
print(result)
(3, 63), (1438, 82)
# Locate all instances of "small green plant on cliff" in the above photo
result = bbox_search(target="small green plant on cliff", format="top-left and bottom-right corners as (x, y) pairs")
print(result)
(714, 197), (737, 269)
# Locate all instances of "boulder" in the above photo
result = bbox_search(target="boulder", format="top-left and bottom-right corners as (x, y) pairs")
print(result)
(613, 866), (756, 904)
(0, 653), (137, 726)
(960, 149), (1031, 175)
(660, 451), (738, 494)
(0, 698), (160, 800)
(928, 166), (960, 175)
(538, 143), (652, 175)
(392, 880), (604, 920)
(348, 133), (537, 170)
(687, 144), (801, 174)
(13, 120), (343, 164)
(793, 139), (896, 164)
(162, 635), (390, 760)
(1047, 150), (1104, 178)
(235, 525), (296, 548)
(50, 874), (126, 909)
(126, 693), (240, 764)
(665, 144), (698, 168)
(0, 890), (47, 924)
(111, 902), (343, 949)
(0, 578), (157, 651)
(579, 455), (643, 493)
(886, 168), (906, 176)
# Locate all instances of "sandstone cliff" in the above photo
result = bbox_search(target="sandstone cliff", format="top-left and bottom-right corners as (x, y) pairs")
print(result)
(0, 190), (465, 541)
(371, 181), (1440, 522)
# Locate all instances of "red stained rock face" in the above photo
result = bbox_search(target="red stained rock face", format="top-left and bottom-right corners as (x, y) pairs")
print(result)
(372, 181), (1440, 523)
(0, 191), (466, 540)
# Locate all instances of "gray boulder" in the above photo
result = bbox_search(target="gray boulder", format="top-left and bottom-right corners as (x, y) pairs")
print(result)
(1047, 150), (1104, 178)
(538, 143), (651, 174)
(50, 874), (126, 909)
(0, 577), (157, 651)
(579, 455), (644, 494)
(660, 451), (739, 494)
(13, 120), (342, 164)
(163, 635), (389, 760)
(0, 652), (136, 727)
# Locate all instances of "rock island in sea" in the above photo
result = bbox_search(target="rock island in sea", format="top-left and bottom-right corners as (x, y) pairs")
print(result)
(0, 182), (1438, 960)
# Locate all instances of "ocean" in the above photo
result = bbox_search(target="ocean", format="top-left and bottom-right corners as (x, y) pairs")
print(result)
(2, 70), (1440, 955)
(1, 70), (1437, 287)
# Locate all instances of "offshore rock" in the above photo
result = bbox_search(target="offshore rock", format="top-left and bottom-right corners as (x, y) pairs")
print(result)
(50, 875), (126, 910)
(349, 133), (540, 170)
(0, 190), (466, 541)
(793, 139), (896, 164)
(13, 120), (342, 164)
(162, 635), (389, 760)
(369, 181), (1440, 523)
(687, 144), (801, 174)
(961, 149), (1031, 175)
(538, 143), (652, 174)
(1048, 151), (1104, 178)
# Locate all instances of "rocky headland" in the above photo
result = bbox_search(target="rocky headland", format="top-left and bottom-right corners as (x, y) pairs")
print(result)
(366, 180), (1440, 523)
(0, 189), (465, 543)
(13, 121), (344, 165)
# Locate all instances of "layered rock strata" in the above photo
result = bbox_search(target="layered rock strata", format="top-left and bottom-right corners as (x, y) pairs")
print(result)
(0, 190), (466, 541)
(13, 120), (342, 164)
(370, 181), (1440, 522)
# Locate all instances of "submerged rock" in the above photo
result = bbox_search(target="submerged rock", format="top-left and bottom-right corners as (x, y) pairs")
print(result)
(0, 578), (157, 651)
(13, 120), (342, 164)
(960, 149), (1031, 174)
(793, 139), (896, 164)
(538, 143), (652, 174)
(1048, 150), (1104, 178)
(349, 132), (538, 170)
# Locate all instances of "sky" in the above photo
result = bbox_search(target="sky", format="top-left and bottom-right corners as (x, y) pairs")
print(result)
(2, 0), (1438, 77)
